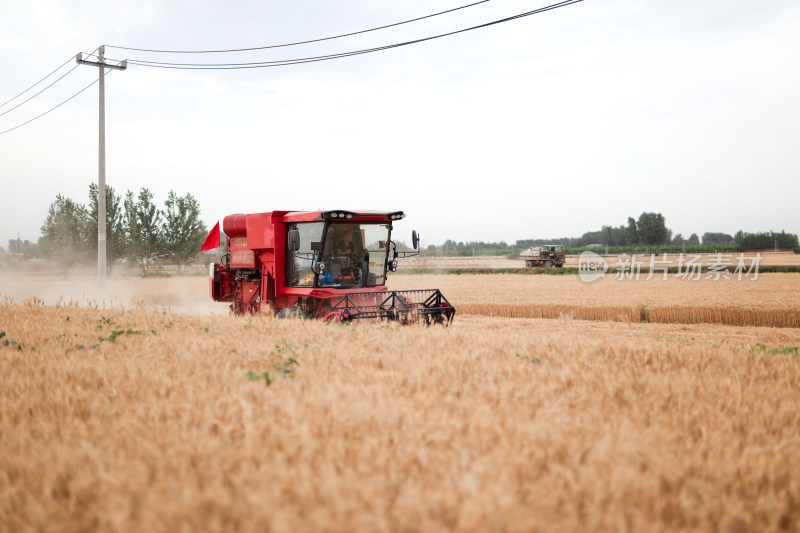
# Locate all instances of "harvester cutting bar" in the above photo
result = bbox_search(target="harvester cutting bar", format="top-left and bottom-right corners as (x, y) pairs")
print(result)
(329, 289), (455, 326)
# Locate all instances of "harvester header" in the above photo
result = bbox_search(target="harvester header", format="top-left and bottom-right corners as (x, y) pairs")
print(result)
(209, 209), (454, 325)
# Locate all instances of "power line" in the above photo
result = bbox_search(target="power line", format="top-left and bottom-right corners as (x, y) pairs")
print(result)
(104, 0), (492, 54)
(1, 0), (582, 134)
(0, 64), (81, 118)
(0, 70), (114, 136)
(0, 56), (76, 110)
(110, 0), (583, 70)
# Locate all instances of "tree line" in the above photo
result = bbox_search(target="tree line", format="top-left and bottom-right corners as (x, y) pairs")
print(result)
(4, 184), (208, 274)
(6, 207), (798, 263)
(426, 212), (799, 255)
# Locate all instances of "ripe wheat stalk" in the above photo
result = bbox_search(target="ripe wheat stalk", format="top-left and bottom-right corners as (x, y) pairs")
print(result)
(2, 296), (799, 532)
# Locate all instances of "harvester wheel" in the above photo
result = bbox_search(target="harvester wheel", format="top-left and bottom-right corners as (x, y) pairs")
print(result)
(545, 260), (553, 268)
(323, 312), (340, 323)
(322, 310), (353, 324)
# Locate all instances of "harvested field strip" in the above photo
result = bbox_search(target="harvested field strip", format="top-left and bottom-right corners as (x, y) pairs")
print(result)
(458, 303), (800, 327)
(458, 303), (641, 322)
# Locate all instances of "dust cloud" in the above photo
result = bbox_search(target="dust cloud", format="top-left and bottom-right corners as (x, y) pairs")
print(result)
(0, 273), (229, 315)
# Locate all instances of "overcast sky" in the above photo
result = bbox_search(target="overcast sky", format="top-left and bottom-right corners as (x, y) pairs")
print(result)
(1, 0), (799, 249)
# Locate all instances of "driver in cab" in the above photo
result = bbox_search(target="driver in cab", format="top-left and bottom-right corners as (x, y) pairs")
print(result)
(336, 231), (356, 257)
(321, 228), (359, 281)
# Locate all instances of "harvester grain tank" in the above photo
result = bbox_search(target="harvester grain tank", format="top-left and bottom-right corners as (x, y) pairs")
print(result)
(209, 210), (455, 325)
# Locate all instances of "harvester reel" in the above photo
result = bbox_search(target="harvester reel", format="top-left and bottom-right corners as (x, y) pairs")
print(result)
(329, 289), (454, 327)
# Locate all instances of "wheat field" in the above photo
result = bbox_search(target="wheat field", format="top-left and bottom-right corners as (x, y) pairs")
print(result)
(388, 273), (800, 327)
(1, 274), (800, 532)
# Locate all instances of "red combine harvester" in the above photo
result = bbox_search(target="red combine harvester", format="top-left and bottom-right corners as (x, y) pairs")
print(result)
(209, 210), (455, 325)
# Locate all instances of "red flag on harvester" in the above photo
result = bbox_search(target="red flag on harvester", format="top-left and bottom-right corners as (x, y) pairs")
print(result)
(201, 221), (220, 250)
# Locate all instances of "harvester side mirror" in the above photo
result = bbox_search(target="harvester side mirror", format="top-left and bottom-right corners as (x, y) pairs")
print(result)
(412, 230), (419, 250)
(288, 229), (300, 251)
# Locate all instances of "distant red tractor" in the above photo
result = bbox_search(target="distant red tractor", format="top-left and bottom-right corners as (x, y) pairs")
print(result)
(209, 210), (454, 325)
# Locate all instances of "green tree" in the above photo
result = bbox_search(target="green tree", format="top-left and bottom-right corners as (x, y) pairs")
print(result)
(687, 233), (700, 245)
(636, 212), (670, 247)
(122, 190), (141, 270)
(125, 188), (163, 274)
(39, 195), (90, 268)
(7, 238), (40, 259)
(87, 183), (126, 272)
(606, 225), (628, 246)
(702, 232), (734, 245)
(735, 230), (798, 250)
(163, 190), (206, 273)
(625, 217), (639, 246)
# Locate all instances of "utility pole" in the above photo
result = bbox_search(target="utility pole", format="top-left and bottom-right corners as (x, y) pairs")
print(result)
(76, 47), (126, 295)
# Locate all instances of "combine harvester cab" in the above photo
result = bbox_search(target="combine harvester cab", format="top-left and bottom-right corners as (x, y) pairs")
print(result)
(209, 210), (455, 325)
